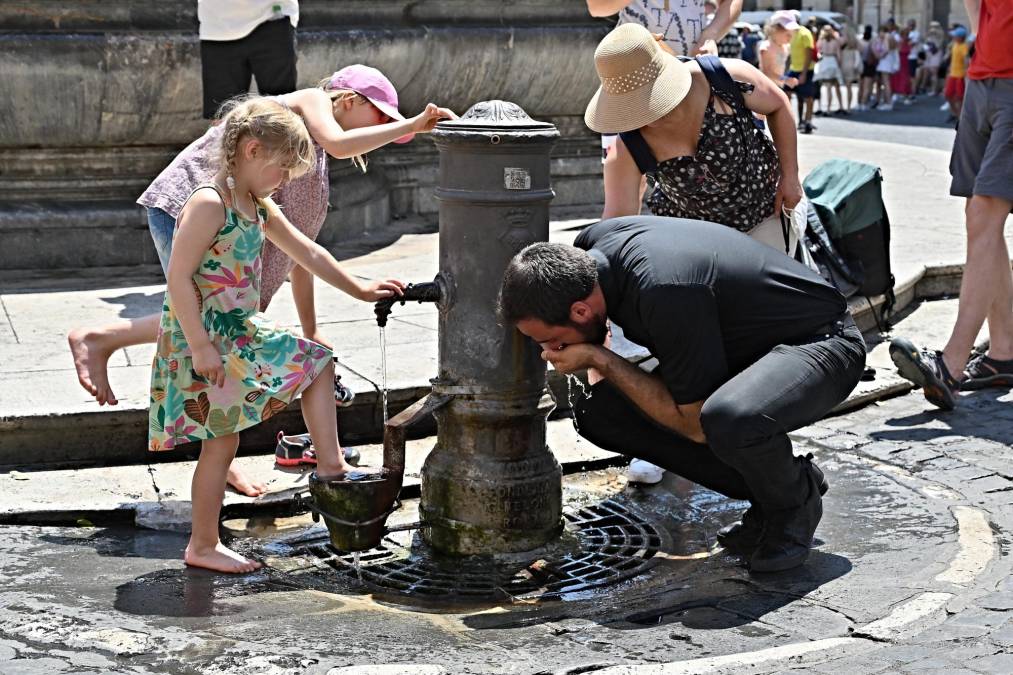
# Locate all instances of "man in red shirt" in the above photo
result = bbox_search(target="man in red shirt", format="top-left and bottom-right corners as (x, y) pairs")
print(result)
(891, 0), (1013, 409)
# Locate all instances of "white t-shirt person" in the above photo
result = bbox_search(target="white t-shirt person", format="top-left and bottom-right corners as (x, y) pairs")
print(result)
(587, 1), (740, 58)
(198, 0), (299, 42)
(618, 0), (708, 56)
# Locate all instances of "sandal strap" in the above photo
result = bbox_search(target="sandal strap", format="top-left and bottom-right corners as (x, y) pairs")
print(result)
(934, 351), (961, 389)
(966, 353), (1013, 378)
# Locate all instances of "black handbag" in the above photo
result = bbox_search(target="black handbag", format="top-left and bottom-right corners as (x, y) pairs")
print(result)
(800, 202), (861, 299)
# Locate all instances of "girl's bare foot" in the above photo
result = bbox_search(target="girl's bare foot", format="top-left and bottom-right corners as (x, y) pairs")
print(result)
(67, 328), (118, 405)
(226, 463), (267, 497)
(184, 541), (262, 574)
(315, 457), (353, 481)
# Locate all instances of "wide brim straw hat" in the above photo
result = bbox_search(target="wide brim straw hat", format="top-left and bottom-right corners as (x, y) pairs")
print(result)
(584, 23), (693, 134)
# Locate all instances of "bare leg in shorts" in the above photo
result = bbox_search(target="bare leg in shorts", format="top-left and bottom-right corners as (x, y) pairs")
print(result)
(941, 78), (1013, 376)
(942, 194), (1013, 376)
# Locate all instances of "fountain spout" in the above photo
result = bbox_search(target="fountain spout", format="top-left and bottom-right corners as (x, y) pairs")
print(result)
(374, 280), (442, 327)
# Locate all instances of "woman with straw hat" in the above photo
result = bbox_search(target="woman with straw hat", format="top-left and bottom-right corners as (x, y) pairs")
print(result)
(587, 23), (806, 486)
(590, 23), (804, 244)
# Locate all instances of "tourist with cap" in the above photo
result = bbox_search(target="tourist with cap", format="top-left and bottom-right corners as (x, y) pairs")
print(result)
(67, 65), (456, 495)
(589, 22), (806, 485)
(758, 13), (798, 89)
(784, 13), (818, 131)
(498, 217), (866, 572)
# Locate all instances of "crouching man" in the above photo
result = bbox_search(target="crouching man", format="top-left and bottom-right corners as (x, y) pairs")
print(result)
(497, 216), (866, 572)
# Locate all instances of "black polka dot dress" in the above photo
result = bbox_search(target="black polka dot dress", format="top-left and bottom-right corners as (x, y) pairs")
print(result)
(642, 82), (781, 233)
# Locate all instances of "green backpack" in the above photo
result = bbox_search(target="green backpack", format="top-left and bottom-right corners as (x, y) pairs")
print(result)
(803, 159), (895, 307)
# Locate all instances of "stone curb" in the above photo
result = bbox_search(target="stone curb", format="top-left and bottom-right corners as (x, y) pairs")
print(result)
(0, 419), (627, 526)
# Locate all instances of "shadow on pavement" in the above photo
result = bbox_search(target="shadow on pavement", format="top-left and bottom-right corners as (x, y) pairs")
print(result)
(619, 549), (851, 631)
(98, 290), (164, 319)
(870, 388), (1013, 446)
(40, 527), (188, 560)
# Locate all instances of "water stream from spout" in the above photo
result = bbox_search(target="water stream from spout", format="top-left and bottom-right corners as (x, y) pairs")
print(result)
(565, 374), (591, 434)
(351, 551), (363, 580)
(379, 327), (389, 425)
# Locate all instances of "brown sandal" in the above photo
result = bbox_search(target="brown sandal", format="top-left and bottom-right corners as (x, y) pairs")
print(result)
(962, 353), (1013, 391)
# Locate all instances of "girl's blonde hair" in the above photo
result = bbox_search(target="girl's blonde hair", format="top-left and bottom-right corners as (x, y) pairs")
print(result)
(218, 96), (316, 182)
(819, 25), (836, 42)
(317, 77), (369, 172)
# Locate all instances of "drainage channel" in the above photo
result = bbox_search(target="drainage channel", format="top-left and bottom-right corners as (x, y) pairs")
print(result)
(266, 498), (671, 602)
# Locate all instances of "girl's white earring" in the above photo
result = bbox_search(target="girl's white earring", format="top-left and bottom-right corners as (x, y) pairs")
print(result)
(226, 175), (236, 190)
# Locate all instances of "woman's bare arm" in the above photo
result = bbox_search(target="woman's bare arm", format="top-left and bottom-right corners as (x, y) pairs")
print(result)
(602, 138), (647, 220)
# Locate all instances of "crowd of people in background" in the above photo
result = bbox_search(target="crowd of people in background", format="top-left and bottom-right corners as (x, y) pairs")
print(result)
(718, 10), (976, 129)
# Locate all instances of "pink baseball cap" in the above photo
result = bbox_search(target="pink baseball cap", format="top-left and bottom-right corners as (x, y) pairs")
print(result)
(328, 64), (414, 144)
(770, 10), (801, 30)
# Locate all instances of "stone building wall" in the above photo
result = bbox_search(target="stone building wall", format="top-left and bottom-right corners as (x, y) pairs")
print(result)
(0, 0), (610, 271)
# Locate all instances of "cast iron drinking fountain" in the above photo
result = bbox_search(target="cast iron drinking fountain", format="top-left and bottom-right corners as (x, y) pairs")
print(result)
(286, 102), (669, 599)
(306, 100), (564, 557)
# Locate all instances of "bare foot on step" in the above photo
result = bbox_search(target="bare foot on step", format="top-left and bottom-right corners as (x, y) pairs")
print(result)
(68, 328), (118, 405)
(184, 541), (262, 574)
(315, 457), (353, 482)
(226, 463), (267, 497)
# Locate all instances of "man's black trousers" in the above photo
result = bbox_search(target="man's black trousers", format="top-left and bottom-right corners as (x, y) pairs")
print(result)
(200, 18), (298, 119)
(574, 317), (867, 511)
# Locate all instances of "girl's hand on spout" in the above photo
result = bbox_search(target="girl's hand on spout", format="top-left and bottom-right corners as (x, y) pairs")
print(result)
(410, 104), (458, 134)
(355, 279), (406, 302)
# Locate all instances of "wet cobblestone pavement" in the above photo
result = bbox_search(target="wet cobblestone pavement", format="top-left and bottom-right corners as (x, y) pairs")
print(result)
(2, 382), (1013, 674)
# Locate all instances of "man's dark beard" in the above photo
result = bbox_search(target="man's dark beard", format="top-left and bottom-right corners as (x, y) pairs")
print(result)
(571, 314), (608, 346)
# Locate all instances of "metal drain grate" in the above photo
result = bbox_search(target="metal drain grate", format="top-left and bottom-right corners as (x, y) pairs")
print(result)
(293, 498), (668, 601)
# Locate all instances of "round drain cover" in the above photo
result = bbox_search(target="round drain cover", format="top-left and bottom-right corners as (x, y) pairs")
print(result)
(288, 498), (669, 601)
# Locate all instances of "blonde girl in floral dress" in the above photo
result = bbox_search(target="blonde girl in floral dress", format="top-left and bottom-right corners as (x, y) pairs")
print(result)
(150, 98), (404, 573)
(70, 65), (454, 497)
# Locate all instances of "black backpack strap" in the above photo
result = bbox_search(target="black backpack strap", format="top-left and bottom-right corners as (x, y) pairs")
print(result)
(695, 54), (765, 130)
(695, 54), (745, 108)
(618, 129), (658, 176)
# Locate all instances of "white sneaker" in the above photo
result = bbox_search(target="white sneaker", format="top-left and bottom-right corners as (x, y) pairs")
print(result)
(940, 101), (950, 111)
(876, 103), (894, 111)
(627, 459), (665, 484)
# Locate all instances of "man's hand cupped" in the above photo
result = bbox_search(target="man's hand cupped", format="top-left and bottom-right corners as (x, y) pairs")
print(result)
(541, 343), (603, 375)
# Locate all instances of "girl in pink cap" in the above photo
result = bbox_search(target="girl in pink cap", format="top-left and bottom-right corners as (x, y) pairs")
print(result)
(68, 65), (455, 496)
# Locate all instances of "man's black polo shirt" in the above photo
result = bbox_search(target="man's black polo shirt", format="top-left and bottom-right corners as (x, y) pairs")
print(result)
(574, 216), (848, 404)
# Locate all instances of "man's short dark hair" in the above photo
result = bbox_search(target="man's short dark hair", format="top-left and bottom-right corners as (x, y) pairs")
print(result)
(498, 243), (597, 325)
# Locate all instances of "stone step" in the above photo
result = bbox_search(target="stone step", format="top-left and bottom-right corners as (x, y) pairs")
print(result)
(0, 141), (603, 271)
(0, 418), (622, 527)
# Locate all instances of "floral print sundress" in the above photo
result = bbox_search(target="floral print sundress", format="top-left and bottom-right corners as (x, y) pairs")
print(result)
(148, 184), (331, 451)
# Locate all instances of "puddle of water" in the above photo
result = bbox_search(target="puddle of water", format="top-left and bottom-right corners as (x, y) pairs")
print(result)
(344, 468), (390, 482)
(114, 567), (299, 618)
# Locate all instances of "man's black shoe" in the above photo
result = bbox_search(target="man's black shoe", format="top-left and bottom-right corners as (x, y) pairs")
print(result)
(749, 457), (825, 573)
(716, 504), (764, 552)
(718, 454), (829, 554)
